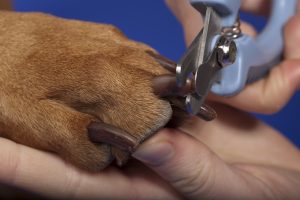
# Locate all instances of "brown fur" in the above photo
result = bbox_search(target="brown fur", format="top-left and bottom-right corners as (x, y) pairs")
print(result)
(0, 11), (173, 171)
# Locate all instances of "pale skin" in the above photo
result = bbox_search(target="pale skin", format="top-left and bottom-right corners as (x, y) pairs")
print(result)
(0, 0), (300, 199)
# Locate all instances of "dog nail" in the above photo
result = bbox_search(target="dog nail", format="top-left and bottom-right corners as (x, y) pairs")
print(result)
(197, 104), (217, 121)
(152, 75), (192, 97)
(88, 122), (138, 153)
(146, 50), (176, 73)
(168, 97), (217, 121)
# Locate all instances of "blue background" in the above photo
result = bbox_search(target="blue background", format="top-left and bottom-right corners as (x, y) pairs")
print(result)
(14, 0), (300, 147)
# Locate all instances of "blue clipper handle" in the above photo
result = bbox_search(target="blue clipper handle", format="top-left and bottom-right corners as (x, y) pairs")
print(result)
(190, 0), (297, 96)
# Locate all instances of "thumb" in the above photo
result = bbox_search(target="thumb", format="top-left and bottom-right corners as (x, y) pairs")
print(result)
(132, 129), (265, 199)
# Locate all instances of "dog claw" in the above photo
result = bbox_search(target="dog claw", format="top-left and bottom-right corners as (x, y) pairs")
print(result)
(88, 122), (138, 153)
(146, 51), (176, 73)
(197, 104), (217, 121)
(169, 97), (217, 121)
(152, 75), (193, 97)
(152, 72), (217, 121)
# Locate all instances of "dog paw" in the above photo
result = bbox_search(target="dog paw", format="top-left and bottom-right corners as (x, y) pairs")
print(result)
(0, 11), (176, 171)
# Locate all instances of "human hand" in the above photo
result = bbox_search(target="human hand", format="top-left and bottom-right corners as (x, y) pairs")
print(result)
(165, 0), (300, 114)
(2, 105), (299, 200)
(133, 104), (300, 199)
(0, 137), (181, 200)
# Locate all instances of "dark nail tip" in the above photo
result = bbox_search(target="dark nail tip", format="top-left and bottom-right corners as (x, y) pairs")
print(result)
(152, 75), (176, 97)
(196, 104), (217, 121)
(87, 122), (138, 153)
(152, 75), (193, 97)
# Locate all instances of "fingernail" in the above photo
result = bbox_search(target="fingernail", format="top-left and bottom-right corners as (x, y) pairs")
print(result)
(133, 142), (174, 166)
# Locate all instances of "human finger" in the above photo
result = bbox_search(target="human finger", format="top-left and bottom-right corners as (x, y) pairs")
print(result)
(133, 128), (284, 199)
(242, 0), (300, 15)
(285, 13), (300, 59)
(209, 59), (300, 114)
(209, 12), (300, 114)
(241, 0), (270, 15)
(165, 0), (258, 45)
(0, 138), (179, 199)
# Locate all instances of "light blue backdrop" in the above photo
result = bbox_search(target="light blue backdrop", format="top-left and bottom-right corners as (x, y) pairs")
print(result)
(14, 0), (300, 147)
